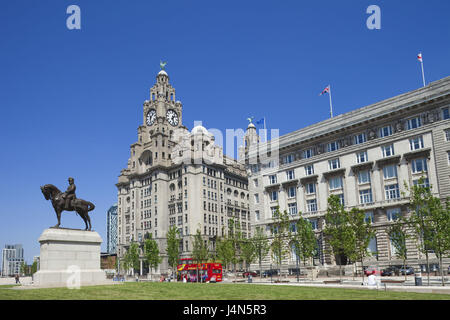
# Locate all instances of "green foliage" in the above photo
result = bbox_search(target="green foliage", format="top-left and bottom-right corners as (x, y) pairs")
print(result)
(215, 235), (234, 270)
(123, 241), (140, 273)
(252, 227), (270, 273)
(144, 235), (162, 276)
(192, 229), (210, 265)
(387, 218), (410, 280)
(166, 226), (180, 273)
(270, 207), (290, 273)
(347, 207), (374, 279)
(323, 195), (354, 263)
(30, 261), (38, 275)
(240, 238), (256, 271)
(292, 216), (317, 265)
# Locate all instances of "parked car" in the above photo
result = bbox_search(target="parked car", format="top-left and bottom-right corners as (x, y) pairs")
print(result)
(364, 266), (381, 276)
(399, 267), (414, 275)
(262, 269), (279, 277)
(381, 266), (400, 277)
(242, 271), (258, 278)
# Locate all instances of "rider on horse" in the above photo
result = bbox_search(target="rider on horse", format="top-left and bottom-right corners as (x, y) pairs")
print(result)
(61, 177), (76, 209)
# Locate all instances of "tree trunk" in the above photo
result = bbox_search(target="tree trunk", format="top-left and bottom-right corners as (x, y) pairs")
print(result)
(403, 259), (407, 282)
(425, 252), (430, 286)
(439, 255), (445, 287)
(360, 258), (364, 284)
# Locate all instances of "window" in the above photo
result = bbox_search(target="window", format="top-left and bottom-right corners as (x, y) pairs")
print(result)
(368, 237), (377, 255)
(409, 136), (424, 150)
(307, 199), (317, 212)
(329, 176), (343, 190)
(271, 207), (278, 217)
(365, 211), (374, 224)
(269, 175), (277, 184)
(303, 149), (313, 159)
(381, 144), (395, 157)
(286, 170), (295, 180)
(443, 107), (450, 120)
(407, 117), (422, 130)
(270, 191), (278, 201)
(411, 158), (428, 173)
(305, 165), (314, 176)
(385, 184), (400, 200)
(327, 141), (339, 152)
(359, 189), (373, 204)
(284, 154), (294, 164)
(379, 125), (393, 138)
(333, 194), (343, 205)
(413, 178), (430, 188)
(354, 133), (367, 145)
(288, 203), (298, 215)
(254, 194), (259, 204)
(445, 129), (450, 142)
(383, 165), (397, 179)
(358, 170), (371, 184)
(387, 208), (401, 221)
(309, 219), (318, 230)
(328, 158), (340, 170)
(448, 151), (450, 165)
(255, 210), (260, 221)
(287, 187), (296, 198)
(356, 151), (368, 163)
(305, 182), (316, 194)
(253, 179), (258, 187)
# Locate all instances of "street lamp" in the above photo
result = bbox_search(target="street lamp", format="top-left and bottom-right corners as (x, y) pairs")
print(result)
(270, 263), (273, 283)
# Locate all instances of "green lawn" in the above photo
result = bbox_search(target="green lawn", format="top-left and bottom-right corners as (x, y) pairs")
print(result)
(0, 282), (449, 300)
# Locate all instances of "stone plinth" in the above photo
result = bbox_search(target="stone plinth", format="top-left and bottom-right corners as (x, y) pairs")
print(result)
(33, 228), (107, 287)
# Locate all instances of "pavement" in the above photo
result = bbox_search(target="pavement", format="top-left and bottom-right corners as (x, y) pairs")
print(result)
(222, 274), (450, 295)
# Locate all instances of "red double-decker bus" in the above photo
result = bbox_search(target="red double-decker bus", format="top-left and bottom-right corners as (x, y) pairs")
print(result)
(177, 258), (222, 282)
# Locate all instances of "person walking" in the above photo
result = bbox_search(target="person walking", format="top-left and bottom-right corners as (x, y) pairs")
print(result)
(15, 274), (20, 284)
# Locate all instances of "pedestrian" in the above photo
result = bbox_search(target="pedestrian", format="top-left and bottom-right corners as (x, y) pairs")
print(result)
(15, 274), (20, 284)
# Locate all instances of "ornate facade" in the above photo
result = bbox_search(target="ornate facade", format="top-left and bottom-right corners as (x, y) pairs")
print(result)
(116, 68), (249, 276)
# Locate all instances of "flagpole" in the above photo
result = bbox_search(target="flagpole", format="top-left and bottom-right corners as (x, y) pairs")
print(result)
(420, 60), (426, 87)
(328, 85), (334, 118)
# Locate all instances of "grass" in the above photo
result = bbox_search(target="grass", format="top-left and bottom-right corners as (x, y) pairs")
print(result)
(0, 282), (449, 300)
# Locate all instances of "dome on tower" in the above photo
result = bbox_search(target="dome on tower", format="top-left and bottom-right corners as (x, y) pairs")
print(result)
(158, 70), (168, 77)
(191, 125), (209, 135)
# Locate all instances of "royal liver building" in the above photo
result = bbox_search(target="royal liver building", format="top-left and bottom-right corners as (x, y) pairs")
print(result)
(116, 66), (249, 276)
(242, 77), (450, 274)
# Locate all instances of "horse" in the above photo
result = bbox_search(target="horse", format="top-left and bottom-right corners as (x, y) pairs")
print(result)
(40, 184), (95, 231)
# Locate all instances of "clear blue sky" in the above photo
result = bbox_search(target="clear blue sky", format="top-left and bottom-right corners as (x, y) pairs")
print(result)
(1, 0), (449, 263)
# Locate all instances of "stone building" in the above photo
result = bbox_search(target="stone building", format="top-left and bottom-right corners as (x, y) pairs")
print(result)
(243, 76), (450, 273)
(116, 67), (249, 276)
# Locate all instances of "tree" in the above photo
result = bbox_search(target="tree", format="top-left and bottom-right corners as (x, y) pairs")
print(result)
(20, 261), (27, 276)
(192, 229), (210, 282)
(292, 216), (318, 281)
(228, 218), (243, 283)
(387, 218), (410, 281)
(216, 234), (234, 272)
(123, 241), (140, 276)
(252, 226), (270, 278)
(240, 237), (256, 272)
(347, 207), (375, 283)
(166, 226), (180, 280)
(144, 234), (162, 281)
(323, 195), (354, 282)
(30, 260), (38, 275)
(269, 207), (290, 282)
(406, 178), (450, 286)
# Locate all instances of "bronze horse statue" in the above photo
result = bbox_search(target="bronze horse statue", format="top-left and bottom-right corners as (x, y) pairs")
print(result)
(40, 184), (95, 231)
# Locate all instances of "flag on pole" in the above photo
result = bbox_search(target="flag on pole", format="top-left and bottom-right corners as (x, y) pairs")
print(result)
(417, 52), (426, 87)
(256, 118), (265, 125)
(320, 85), (334, 118)
(320, 85), (330, 96)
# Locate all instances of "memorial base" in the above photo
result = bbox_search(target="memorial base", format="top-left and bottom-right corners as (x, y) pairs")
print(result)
(33, 228), (107, 287)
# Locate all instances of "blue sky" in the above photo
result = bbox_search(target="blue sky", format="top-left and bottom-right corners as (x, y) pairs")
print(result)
(0, 0), (449, 263)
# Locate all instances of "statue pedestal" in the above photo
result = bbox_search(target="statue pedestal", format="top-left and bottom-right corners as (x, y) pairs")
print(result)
(33, 228), (107, 287)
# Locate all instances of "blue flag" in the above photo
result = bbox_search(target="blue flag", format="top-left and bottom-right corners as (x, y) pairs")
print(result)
(256, 118), (264, 125)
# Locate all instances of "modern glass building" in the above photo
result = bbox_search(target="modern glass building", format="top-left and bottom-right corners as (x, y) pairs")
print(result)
(107, 204), (118, 254)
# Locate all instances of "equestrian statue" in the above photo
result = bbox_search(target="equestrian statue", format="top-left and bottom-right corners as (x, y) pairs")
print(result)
(40, 177), (95, 231)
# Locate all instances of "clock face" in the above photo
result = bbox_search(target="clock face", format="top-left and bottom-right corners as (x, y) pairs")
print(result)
(166, 109), (179, 126)
(146, 109), (156, 126)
